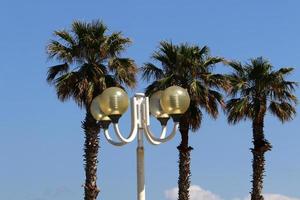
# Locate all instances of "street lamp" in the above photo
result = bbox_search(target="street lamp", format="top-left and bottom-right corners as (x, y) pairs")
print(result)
(90, 86), (190, 200)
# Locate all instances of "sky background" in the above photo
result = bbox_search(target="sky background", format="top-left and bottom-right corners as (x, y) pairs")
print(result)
(0, 0), (299, 200)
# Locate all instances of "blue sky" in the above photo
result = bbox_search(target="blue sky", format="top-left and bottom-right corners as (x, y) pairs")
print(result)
(0, 1), (299, 200)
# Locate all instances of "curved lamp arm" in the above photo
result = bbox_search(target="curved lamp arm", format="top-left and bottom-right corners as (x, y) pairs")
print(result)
(113, 123), (137, 143)
(111, 97), (139, 143)
(142, 96), (179, 145)
(143, 125), (166, 145)
(143, 122), (179, 145)
(103, 129), (127, 146)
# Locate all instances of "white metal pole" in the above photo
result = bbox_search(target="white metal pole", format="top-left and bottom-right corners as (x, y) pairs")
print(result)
(137, 128), (145, 200)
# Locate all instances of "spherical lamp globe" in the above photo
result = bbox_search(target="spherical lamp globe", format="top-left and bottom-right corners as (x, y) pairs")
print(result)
(160, 86), (190, 115)
(90, 95), (111, 122)
(98, 87), (129, 121)
(149, 90), (169, 119)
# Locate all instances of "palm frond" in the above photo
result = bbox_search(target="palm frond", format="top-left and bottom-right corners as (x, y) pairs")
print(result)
(145, 81), (162, 96)
(187, 101), (202, 131)
(225, 60), (244, 75)
(203, 57), (224, 68)
(198, 46), (210, 57)
(106, 32), (131, 57)
(54, 72), (79, 103)
(205, 93), (219, 119)
(209, 89), (225, 108)
(153, 41), (177, 71)
(47, 63), (69, 83)
(276, 67), (294, 76)
(269, 101), (296, 122)
(269, 82), (298, 103)
(98, 74), (119, 89)
(54, 30), (76, 46)
(108, 58), (137, 88)
(71, 20), (89, 40)
(226, 97), (252, 124)
(199, 73), (229, 91)
(141, 63), (164, 81)
(89, 20), (107, 38)
(157, 75), (175, 87)
(47, 40), (73, 62)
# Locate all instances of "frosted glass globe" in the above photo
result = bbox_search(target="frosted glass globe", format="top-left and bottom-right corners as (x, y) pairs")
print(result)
(90, 95), (111, 121)
(160, 86), (190, 115)
(149, 91), (169, 118)
(98, 87), (129, 116)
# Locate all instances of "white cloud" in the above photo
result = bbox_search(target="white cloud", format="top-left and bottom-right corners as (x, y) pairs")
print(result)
(242, 193), (300, 200)
(164, 185), (300, 200)
(264, 194), (300, 200)
(165, 185), (222, 200)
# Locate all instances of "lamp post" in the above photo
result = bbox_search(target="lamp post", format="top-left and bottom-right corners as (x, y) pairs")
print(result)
(90, 86), (190, 200)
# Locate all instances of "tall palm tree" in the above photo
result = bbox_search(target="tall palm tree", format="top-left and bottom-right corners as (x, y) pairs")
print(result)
(46, 20), (137, 200)
(142, 41), (227, 200)
(225, 57), (297, 200)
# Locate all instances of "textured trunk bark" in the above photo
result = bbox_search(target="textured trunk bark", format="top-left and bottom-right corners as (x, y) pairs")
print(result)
(82, 111), (101, 200)
(250, 109), (272, 200)
(177, 117), (193, 200)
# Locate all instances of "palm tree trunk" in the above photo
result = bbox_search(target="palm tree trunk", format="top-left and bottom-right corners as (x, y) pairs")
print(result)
(82, 111), (101, 200)
(250, 117), (272, 200)
(177, 117), (193, 200)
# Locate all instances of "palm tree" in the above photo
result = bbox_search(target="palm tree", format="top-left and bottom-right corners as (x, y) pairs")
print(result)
(225, 57), (297, 200)
(46, 20), (137, 200)
(142, 41), (227, 200)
